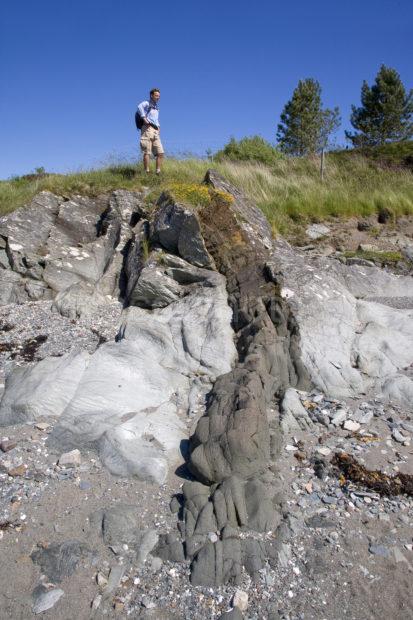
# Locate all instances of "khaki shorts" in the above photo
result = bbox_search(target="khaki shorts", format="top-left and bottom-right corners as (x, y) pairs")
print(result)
(140, 125), (164, 156)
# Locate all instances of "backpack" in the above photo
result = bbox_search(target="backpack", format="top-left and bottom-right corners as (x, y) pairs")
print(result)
(135, 110), (144, 131)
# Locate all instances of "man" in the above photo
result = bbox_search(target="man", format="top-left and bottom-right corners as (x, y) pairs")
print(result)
(137, 88), (164, 174)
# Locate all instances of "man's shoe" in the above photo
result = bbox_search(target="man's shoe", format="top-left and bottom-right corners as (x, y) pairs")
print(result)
(156, 169), (161, 175)
(145, 169), (150, 174)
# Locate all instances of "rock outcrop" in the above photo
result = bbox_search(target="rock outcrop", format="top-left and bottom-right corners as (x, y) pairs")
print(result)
(2, 169), (413, 592)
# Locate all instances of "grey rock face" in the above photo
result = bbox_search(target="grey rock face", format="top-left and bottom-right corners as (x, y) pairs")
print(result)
(43, 196), (121, 292)
(271, 238), (413, 406)
(0, 174), (309, 590)
(0, 189), (145, 310)
(0, 191), (60, 278)
(188, 172), (307, 486)
(0, 351), (90, 426)
(45, 256), (235, 483)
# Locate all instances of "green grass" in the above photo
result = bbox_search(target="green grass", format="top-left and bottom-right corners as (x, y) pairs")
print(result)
(344, 250), (403, 264)
(1, 151), (413, 238)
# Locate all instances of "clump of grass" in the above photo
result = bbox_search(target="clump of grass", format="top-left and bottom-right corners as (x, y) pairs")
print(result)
(344, 250), (403, 264)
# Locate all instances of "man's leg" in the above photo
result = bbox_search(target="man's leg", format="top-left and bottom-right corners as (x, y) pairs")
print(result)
(143, 153), (150, 172)
(156, 153), (164, 174)
(140, 128), (151, 172)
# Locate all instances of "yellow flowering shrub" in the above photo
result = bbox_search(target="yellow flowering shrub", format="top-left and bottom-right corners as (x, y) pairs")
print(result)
(167, 183), (234, 208)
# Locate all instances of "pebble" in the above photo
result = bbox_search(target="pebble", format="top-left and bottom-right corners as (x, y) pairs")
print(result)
(331, 410), (347, 426)
(141, 596), (156, 609)
(353, 410), (374, 425)
(91, 594), (102, 610)
(322, 495), (337, 505)
(378, 513), (390, 522)
(369, 544), (390, 558)
(35, 422), (51, 431)
(0, 439), (17, 452)
(343, 420), (361, 432)
(392, 429), (410, 444)
(58, 449), (82, 467)
(232, 590), (249, 612)
(96, 572), (108, 588)
(32, 588), (64, 614)
(316, 447), (331, 457)
(8, 464), (27, 477)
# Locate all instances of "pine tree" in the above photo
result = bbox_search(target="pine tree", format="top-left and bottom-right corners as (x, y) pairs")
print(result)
(346, 65), (413, 147)
(277, 79), (340, 156)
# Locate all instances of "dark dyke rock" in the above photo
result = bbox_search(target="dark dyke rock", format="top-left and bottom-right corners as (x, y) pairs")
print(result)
(90, 504), (142, 546)
(241, 538), (267, 581)
(153, 533), (185, 563)
(172, 170), (309, 586)
(190, 527), (242, 586)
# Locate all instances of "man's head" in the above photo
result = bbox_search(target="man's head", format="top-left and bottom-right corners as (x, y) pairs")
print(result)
(150, 88), (160, 103)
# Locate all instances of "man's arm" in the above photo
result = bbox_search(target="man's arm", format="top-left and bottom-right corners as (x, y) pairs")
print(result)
(137, 101), (149, 122)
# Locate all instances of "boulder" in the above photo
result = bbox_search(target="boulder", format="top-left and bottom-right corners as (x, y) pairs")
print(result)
(280, 388), (313, 433)
(306, 223), (330, 240)
(152, 193), (215, 268)
(52, 281), (109, 319)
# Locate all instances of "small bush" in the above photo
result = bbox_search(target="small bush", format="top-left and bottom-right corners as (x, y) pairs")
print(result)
(214, 136), (284, 166)
(159, 183), (234, 209)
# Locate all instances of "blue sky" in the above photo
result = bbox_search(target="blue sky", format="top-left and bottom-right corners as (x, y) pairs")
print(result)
(1, 0), (412, 178)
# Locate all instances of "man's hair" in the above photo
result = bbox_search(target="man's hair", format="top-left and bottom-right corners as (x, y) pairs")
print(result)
(150, 88), (160, 96)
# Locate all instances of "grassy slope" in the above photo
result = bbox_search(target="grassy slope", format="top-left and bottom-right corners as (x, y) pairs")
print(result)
(1, 149), (412, 237)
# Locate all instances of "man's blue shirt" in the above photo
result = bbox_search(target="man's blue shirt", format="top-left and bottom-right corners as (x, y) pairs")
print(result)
(137, 99), (160, 128)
